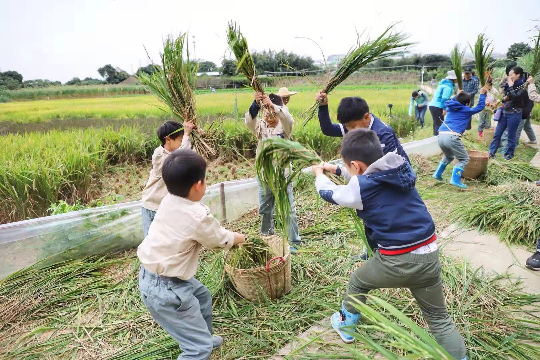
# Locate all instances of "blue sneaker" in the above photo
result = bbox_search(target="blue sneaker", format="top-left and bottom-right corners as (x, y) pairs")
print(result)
(449, 166), (467, 189)
(290, 245), (299, 255)
(331, 302), (361, 343)
(432, 161), (448, 181)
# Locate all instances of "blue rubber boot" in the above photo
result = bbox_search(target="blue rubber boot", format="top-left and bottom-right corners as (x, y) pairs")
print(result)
(331, 302), (361, 344)
(432, 161), (448, 181)
(449, 166), (467, 189)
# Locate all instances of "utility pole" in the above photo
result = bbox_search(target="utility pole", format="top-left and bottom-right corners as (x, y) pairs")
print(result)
(421, 66), (425, 87)
(192, 35), (196, 60)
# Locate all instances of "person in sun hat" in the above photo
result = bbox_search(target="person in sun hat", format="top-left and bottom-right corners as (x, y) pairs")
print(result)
(429, 70), (458, 136)
(277, 87), (297, 107)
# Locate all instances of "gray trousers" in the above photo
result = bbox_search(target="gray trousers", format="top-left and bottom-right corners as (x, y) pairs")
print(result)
(258, 180), (301, 246)
(478, 111), (491, 132)
(502, 117), (536, 150)
(344, 250), (466, 360)
(438, 133), (469, 168)
(139, 266), (214, 359)
(142, 207), (156, 238)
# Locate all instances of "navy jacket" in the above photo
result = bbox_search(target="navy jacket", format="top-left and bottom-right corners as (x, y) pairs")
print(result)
(318, 105), (409, 162)
(315, 153), (436, 255)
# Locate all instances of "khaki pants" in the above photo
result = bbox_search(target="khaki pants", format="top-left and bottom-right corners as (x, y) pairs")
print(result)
(344, 249), (466, 360)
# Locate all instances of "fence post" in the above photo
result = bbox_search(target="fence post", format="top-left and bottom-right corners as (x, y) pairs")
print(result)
(220, 182), (227, 222)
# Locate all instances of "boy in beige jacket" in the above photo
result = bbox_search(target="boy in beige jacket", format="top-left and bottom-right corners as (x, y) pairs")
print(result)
(138, 149), (245, 359)
(245, 92), (301, 250)
(141, 121), (194, 237)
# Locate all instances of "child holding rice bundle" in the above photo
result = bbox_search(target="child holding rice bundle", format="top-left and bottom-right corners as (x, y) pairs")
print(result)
(141, 121), (194, 237)
(313, 129), (467, 360)
(432, 87), (487, 189)
(245, 92), (302, 250)
(138, 149), (245, 359)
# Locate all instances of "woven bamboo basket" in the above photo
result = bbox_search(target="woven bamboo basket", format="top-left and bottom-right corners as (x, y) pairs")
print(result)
(462, 150), (489, 179)
(483, 128), (495, 147)
(224, 235), (291, 302)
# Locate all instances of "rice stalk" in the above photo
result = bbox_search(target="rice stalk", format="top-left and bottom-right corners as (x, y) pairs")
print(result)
(226, 237), (276, 269)
(303, 24), (412, 125)
(226, 22), (278, 123)
(256, 137), (371, 255)
(483, 160), (540, 185)
(451, 45), (465, 90)
(470, 33), (494, 86)
(137, 33), (216, 158)
(452, 182), (540, 246)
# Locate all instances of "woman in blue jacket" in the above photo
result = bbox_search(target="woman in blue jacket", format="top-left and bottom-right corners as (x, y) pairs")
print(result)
(429, 71), (457, 135)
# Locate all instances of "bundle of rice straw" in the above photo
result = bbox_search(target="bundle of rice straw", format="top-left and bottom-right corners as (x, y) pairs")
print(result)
(303, 24), (411, 125)
(451, 45), (464, 90)
(470, 33), (494, 86)
(257, 137), (372, 255)
(227, 22), (277, 123)
(137, 33), (215, 158)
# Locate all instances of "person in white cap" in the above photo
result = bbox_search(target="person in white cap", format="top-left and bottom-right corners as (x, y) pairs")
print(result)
(428, 70), (457, 135)
(277, 87), (297, 108)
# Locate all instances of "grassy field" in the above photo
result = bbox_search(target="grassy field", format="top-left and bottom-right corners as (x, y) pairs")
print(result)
(1, 168), (540, 359)
(0, 85), (415, 123)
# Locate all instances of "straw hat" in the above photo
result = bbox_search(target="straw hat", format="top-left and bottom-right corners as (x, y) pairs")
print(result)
(446, 70), (457, 80)
(277, 87), (297, 97)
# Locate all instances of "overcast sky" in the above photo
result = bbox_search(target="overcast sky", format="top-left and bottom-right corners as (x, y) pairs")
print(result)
(1, 0), (539, 83)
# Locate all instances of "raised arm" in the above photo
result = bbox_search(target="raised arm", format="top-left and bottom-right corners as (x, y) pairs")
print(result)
(317, 90), (346, 137)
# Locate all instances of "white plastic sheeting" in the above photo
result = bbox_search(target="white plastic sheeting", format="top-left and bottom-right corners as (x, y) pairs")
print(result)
(0, 179), (259, 279)
(0, 136), (441, 279)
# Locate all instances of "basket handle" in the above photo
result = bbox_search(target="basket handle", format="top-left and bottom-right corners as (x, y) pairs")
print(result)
(266, 256), (285, 298)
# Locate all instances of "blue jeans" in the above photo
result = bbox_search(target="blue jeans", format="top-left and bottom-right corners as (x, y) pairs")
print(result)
(415, 106), (427, 127)
(142, 207), (156, 238)
(489, 110), (522, 159)
(258, 179), (301, 246)
(139, 266), (214, 359)
(438, 133), (469, 168)
(502, 117), (536, 151)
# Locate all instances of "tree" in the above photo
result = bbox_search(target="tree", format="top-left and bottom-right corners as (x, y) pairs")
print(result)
(507, 42), (533, 61)
(136, 64), (161, 77)
(97, 64), (129, 84)
(65, 77), (82, 85)
(221, 59), (237, 76)
(197, 61), (217, 73)
(0, 70), (23, 90)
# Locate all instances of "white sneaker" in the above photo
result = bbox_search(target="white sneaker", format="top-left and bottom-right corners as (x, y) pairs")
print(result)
(525, 140), (537, 144)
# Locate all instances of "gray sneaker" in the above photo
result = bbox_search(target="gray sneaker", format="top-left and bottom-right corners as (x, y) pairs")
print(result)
(525, 140), (538, 144)
(213, 335), (223, 349)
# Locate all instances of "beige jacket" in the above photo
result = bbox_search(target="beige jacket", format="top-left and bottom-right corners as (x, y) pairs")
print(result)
(528, 83), (540, 103)
(141, 136), (191, 211)
(245, 103), (294, 156)
(137, 194), (234, 279)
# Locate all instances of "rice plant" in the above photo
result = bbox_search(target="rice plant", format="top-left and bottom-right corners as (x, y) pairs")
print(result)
(226, 237), (275, 269)
(137, 33), (215, 158)
(483, 160), (540, 185)
(303, 24), (412, 125)
(452, 181), (540, 246)
(226, 22), (277, 122)
(451, 45), (465, 90)
(470, 33), (494, 86)
(256, 137), (371, 255)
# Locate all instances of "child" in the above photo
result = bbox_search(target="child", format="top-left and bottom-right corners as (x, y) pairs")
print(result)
(141, 120), (194, 237)
(408, 90), (429, 128)
(245, 92), (301, 249)
(477, 80), (498, 140)
(137, 149), (246, 359)
(432, 88), (487, 189)
(315, 91), (409, 162)
(316, 91), (410, 260)
(313, 129), (467, 360)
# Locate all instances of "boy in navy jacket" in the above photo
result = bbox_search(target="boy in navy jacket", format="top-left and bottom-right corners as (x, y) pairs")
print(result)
(432, 88), (487, 189)
(313, 129), (466, 360)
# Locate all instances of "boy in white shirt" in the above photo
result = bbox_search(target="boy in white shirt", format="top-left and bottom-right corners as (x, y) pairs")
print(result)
(141, 121), (194, 237)
(138, 149), (245, 359)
